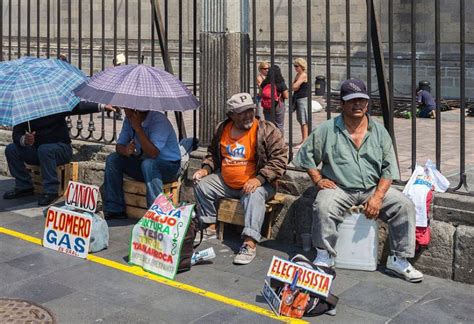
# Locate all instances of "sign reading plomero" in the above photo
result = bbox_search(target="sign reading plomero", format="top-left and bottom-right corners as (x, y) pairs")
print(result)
(43, 206), (92, 258)
(65, 181), (100, 213)
(267, 256), (333, 297)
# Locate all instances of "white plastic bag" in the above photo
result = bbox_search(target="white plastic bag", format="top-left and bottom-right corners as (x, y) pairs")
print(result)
(88, 213), (109, 252)
(311, 100), (323, 113)
(403, 160), (449, 227)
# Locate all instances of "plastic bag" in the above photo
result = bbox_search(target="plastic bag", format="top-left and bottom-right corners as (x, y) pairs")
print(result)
(88, 212), (109, 252)
(403, 160), (449, 227)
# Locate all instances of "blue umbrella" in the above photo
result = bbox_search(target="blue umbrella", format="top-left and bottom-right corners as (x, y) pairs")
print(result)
(0, 56), (87, 127)
(74, 64), (200, 112)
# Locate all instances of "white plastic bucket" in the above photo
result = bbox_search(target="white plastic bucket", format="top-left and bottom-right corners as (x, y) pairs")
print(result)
(334, 207), (379, 271)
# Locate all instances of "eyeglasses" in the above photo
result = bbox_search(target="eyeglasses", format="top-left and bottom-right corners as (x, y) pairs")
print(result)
(293, 64), (300, 68)
(262, 67), (269, 70)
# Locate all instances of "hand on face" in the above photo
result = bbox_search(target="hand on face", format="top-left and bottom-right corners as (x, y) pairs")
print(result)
(124, 109), (145, 130)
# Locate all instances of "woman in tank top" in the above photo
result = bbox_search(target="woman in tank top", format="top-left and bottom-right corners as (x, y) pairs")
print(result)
(292, 58), (309, 149)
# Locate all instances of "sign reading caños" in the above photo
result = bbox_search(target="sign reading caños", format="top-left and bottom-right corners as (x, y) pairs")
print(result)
(65, 181), (100, 213)
(43, 206), (92, 258)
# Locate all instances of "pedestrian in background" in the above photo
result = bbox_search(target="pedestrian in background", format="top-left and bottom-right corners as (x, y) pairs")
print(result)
(259, 65), (289, 135)
(255, 61), (270, 118)
(292, 58), (310, 149)
(416, 87), (436, 119)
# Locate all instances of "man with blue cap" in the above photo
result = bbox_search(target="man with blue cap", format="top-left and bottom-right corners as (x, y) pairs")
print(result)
(294, 78), (423, 283)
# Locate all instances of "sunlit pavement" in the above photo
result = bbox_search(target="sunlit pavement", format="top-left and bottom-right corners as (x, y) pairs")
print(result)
(1, 175), (473, 323)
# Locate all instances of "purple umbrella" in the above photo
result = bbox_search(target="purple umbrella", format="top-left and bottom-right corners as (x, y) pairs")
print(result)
(74, 64), (199, 112)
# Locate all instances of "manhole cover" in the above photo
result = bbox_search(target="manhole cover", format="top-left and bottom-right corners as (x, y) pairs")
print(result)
(0, 298), (56, 323)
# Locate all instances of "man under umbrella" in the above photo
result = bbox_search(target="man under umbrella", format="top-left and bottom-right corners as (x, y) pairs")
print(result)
(102, 108), (181, 220)
(3, 102), (115, 206)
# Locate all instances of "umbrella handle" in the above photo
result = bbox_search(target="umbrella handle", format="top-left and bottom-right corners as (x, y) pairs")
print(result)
(27, 121), (31, 133)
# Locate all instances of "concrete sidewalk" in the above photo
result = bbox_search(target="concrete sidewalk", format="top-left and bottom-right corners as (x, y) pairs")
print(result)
(0, 175), (473, 324)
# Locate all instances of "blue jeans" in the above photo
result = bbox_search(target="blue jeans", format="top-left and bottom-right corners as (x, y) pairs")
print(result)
(103, 152), (181, 213)
(419, 105), (435, 118)
(5, 142), (73, 194)
(193, 172), (276, 242)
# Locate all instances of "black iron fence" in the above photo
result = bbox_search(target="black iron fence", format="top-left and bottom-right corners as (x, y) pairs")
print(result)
(1, 0), (472, 194)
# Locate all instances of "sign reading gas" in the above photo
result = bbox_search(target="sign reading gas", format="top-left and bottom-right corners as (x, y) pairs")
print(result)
(65, 181), (100, 213)
(43, 206), (92, 258)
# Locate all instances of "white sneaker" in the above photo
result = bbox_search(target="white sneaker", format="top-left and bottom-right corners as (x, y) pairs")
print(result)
(313, 248), (334, 267)
(233, 244), (256, 265)
(385, 255), (423, 283)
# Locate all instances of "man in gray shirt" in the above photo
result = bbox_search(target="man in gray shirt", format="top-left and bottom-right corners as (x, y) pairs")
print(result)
(294, 78), (423, 283)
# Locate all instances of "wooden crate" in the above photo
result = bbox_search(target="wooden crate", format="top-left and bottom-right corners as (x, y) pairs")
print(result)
(217, 193), (285, 240)
(25, 162), (79, 196)
(123, 178), (180, 219)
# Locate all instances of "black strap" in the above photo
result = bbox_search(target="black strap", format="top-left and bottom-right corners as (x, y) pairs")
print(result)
(192, 217), (204, 249)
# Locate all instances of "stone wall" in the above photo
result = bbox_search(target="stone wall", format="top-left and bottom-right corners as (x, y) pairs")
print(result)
(0, 130), (472, 284)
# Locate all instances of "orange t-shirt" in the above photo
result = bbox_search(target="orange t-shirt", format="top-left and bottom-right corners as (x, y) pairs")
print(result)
(220, 119), (258, 189)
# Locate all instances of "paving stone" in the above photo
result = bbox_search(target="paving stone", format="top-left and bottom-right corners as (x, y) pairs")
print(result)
(190, 306), (278, 324)
(2, 215), (46, 238)
(454, 225), (474, 284)
(338, 281), (419, 318)
(6, 251), (84, 275)
(314, 304), (390, 324)
(0, 235), (44, 262)
(43, 291), (124, 323)
(390, 287), (474, 324)
(100, 310), (161, 324)
(0, 263), (34, 288)
(1, 277), (76, 304)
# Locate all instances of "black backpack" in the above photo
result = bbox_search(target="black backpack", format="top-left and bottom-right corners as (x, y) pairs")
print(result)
(270, 254), (339, 317)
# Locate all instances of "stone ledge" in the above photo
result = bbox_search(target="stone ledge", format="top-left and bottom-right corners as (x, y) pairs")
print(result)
(454, 225), (474, 284)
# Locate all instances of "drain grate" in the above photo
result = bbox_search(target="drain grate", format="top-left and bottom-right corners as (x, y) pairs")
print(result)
(0, 298), (56, 323)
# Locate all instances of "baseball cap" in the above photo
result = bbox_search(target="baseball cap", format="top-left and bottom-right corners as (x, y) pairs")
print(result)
(226, 93), (256, 114)
(340, 78), (370, 101)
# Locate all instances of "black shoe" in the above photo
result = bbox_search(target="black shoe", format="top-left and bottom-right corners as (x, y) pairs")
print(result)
(38, 193), (59, 206)
(104, 211), (128, 220)
(3, 187), (34, 199)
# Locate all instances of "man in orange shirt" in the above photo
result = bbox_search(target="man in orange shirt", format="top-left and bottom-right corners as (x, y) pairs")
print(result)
(193, 93), (288, 265)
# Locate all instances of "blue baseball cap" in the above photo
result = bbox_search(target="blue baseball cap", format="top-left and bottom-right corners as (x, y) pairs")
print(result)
(340, 78), (370, 101)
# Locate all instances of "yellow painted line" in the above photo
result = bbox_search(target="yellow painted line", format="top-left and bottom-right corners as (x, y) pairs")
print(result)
(0, 226), (307, 324)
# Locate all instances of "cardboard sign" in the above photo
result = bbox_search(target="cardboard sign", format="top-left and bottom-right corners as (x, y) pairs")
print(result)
(266, 256), (333, 297)
(65, 181), (100, 213)
(261, 280), (281, 316)
(128, 194), (193, 280)
(43, 206), (92, 258)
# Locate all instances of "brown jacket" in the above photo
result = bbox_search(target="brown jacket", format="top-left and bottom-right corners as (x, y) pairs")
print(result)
(201, 118), (288, 186)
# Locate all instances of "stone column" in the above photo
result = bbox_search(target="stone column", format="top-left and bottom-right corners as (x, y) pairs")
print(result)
(198, 0), (250, 147)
